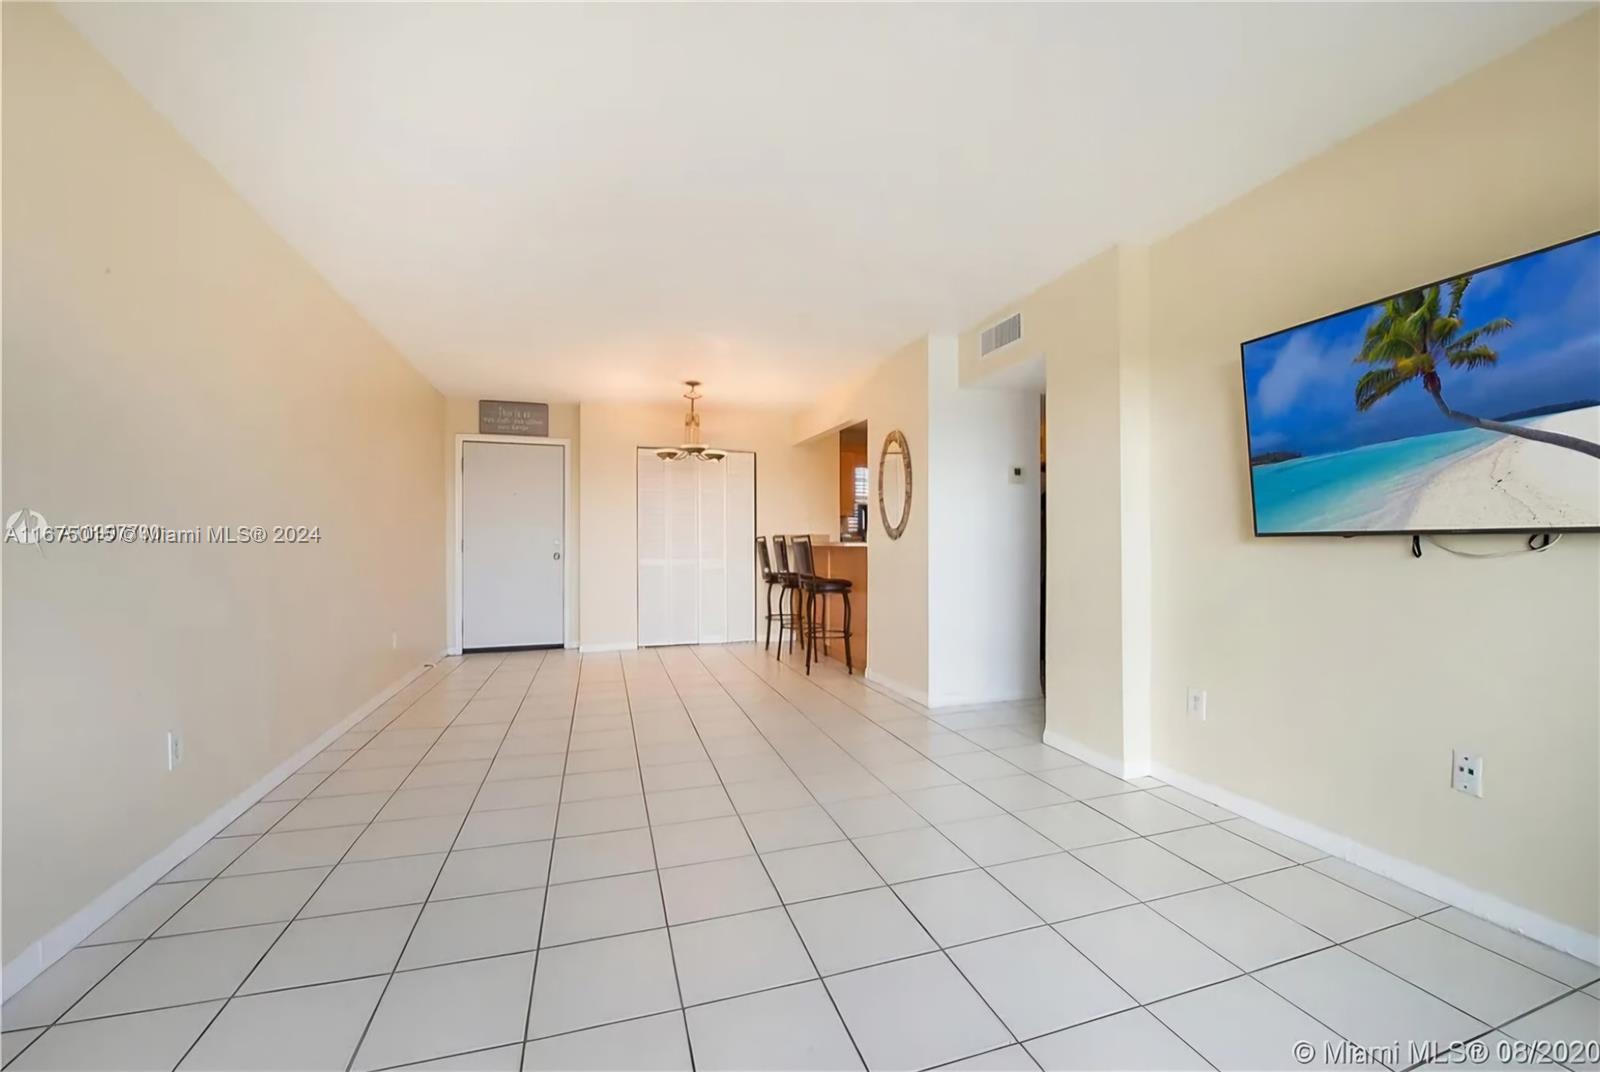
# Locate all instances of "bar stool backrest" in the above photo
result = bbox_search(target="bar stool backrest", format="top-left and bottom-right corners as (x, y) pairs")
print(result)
(773, 535), (792, 574)
(791, 535), (815, 578)
(756, 536), (774, 582)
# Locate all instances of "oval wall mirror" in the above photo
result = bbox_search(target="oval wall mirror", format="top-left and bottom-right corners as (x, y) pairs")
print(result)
(878, 429), (912, 540)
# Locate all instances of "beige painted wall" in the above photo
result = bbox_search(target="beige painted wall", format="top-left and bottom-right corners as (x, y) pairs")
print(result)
(961, 249), (1141, 759)
(1147, 14), (1600, 935)
(1, 5), (446, 962)
(443, 398), (580, 649)
(577, 401), (837, 650)
(960, 12), (1599, 936)
(797, 338), (932, 699)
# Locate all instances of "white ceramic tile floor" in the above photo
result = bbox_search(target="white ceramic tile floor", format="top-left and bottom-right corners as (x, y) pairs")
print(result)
(1147, 975), (1347, 1070)
(9, 1003), (221, 1072)
(945, 927), (1135, 1039)
(182, 976), (387, 1070)
(522, 1012), (690, 1071)
(686, 982), (861, 1071)
(243, 904), (419, 992)
(1256, 946), (1486, 1067)
(825, 953), (1010, 1070)
(1025, 1007), (1209, 1071)
(668, 907), (816, 1005)
(852, 827), (976, 884)
(1054, 904), (1239, 1004)
(4, 645), (1596, 1071)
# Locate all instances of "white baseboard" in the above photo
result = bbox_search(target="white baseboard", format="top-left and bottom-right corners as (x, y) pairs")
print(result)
(1043, 727), (1138, 779)
(927, 686), (1044, 709)
(450, 645), (582, 655)
(864, 668), (1041, 711)
(864, 669), (930, 707)
(0, 659), (438, 1001)
(1150, 762), (1600, 968)
(578, 642), (637, 654)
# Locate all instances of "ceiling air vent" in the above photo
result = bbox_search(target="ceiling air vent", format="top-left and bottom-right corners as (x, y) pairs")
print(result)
(980, 313), (1023, 356)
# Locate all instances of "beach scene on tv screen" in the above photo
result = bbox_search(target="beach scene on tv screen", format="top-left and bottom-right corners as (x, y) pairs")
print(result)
(1243, 233), (1600, 534)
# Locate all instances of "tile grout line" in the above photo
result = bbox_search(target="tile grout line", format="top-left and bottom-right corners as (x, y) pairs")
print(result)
(624, 649), (720, 1068)
(516, 650), (583, 1070)
(618, 648), (698, 1071)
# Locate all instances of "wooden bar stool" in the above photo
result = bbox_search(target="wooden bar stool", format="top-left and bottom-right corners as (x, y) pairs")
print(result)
(791, 535), (854, 675)
(771, 535), (803, 655)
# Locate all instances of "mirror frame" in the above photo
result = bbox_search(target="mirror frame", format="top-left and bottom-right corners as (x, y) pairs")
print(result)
(877, 429), (912, 541)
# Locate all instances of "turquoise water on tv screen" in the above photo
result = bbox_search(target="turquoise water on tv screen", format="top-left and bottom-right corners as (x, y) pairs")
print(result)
(1252, 425), (1500, 533)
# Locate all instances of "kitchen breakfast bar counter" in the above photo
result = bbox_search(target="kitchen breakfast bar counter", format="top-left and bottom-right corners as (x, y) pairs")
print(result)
(810, 540), (866, 669)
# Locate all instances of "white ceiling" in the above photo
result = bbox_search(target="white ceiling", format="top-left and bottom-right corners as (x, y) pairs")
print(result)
(65, 2), (1579, 407)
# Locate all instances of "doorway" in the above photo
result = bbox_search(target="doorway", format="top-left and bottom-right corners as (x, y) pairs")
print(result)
(458, 439), (567, 651)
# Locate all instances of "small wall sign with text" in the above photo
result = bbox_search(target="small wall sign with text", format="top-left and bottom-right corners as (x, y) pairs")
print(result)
(478, 400), (550, 437)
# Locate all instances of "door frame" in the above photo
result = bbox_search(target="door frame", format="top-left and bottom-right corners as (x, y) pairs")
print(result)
(450, 434), (575, 655)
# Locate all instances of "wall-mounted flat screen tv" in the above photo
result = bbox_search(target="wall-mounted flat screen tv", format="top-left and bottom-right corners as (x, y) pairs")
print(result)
(1241, 231), (1599, 536)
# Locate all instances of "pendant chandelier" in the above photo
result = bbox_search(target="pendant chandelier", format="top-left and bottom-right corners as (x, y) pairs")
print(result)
(655, 380), (727, 462)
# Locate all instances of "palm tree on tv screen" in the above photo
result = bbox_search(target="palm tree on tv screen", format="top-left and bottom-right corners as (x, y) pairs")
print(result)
(1352, 275), (1600, 459)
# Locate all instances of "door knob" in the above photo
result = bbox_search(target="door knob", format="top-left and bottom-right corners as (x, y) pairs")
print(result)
(553, 552), (562, 560)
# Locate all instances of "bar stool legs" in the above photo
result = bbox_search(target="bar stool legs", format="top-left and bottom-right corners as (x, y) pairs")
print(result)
(788, 587), (798, 655)
(842, 591), (853, 675)
(764, 579), (775, 651)
(802, 586), (853, 676)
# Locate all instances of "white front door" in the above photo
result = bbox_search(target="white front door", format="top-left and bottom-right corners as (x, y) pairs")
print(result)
(462, 441), (564, 649)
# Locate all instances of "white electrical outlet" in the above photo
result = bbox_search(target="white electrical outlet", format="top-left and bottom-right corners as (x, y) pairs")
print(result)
(1452, 750), (1483, 797)
(1186, 688), (1207, 721)
(166, 731), (183, 771)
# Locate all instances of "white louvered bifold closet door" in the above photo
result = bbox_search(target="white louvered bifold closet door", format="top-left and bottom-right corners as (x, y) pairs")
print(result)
(636, 449), (756, 647)
(636, 452), (671, 647)
(697, 461), (728, 643)
(664, 457), (702, 646)
(722, 452), (756, 642)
